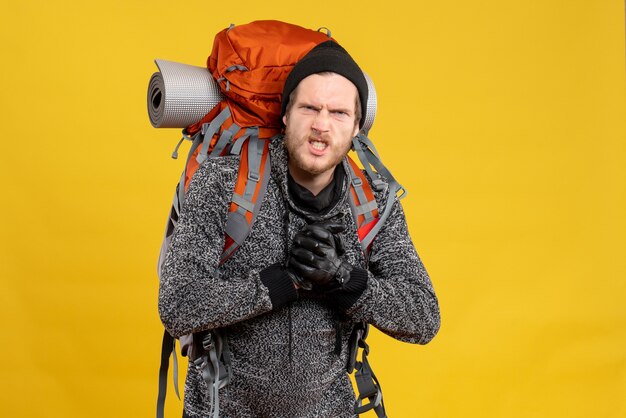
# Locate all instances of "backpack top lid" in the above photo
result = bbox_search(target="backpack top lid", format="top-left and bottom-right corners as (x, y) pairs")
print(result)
(205, 20), (332, 130)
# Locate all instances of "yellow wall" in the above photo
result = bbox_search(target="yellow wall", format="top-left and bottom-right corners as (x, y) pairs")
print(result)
(1, 1), (624, 417)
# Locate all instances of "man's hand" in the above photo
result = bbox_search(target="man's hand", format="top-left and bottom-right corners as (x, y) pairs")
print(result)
(287, 221), (353, 292)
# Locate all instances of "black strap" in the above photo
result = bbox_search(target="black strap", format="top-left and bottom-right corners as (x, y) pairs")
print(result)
(157, 330), (175, 418)
(352, 323), (387, 418)
(354, 352), (386, 417)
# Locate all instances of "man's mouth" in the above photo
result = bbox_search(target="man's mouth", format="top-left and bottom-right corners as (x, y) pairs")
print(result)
(310, 140), (328, 151)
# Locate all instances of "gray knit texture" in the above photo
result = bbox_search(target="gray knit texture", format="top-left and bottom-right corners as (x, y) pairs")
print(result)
(159, 136), (440, 418)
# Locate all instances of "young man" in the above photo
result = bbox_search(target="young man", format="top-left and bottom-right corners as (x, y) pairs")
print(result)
(159, 41), (440, 418)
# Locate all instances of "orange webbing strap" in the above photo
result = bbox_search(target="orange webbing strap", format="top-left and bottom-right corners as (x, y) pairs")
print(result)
(220, 135), (271, 263)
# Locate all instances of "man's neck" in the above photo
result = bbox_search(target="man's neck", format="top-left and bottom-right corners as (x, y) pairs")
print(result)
(287, 163), (335, 196)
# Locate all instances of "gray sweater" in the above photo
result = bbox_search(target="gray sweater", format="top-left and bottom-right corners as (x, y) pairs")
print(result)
(159, 136), (440, 418)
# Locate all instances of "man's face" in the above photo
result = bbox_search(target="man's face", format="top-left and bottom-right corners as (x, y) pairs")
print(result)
(283, 73), (360, 183)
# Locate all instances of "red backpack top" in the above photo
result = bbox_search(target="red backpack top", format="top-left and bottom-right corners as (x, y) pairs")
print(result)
(181, 21), (331, 189)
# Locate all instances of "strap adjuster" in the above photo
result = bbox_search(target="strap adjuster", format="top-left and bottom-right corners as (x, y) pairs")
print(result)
(372, 179), (386, 191)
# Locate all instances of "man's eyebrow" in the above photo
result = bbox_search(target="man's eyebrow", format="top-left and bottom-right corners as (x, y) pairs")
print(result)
(329, 106), (352, 114)
(296, 101), (352, 114)
(297, 101), (321, 110)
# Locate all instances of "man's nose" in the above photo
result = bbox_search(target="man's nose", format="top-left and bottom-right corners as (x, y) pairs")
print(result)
(311, 110), (330, 132)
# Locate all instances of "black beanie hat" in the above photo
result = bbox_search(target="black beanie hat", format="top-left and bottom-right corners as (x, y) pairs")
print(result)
(281, 40), (368, 129)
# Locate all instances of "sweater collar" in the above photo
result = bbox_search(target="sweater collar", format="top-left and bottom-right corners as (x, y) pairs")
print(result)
(269, 135), (351, 222)
(287, 164), (345, 215)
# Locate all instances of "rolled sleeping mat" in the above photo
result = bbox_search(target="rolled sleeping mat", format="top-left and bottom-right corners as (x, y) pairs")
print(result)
(148, 59), (224, 128)
(147, 59), (377, 132)
(361, 72), (377, 133)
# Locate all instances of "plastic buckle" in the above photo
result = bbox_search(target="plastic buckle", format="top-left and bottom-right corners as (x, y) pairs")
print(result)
(372, 179), (386, 192)
(193, 355), (208, 373)
(354, 389), (382, 414)
(202, 333), (214, 351)
(248, 171), (260, 182)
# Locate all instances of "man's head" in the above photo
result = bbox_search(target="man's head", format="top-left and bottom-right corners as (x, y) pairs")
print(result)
(281, 41), (368, 192)
(281, 41), (368, 130)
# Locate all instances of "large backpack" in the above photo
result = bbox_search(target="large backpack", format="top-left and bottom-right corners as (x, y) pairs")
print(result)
(154, 20), (405, 418)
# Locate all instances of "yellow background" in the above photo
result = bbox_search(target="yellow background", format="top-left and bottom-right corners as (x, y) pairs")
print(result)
(1, 0), (624, 417)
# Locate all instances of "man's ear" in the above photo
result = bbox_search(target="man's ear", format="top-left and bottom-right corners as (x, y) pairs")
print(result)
(282, 115), (287, 126)
(352, 124), (360, 138)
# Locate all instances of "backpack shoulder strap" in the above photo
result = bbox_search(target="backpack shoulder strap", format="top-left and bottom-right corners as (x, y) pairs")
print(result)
(156, 117), (271, 418)
(349, 133), (407, 251)
(346, 155), (379, 253)
(220, 133), (271, 263)
(346, 132), (407, 418)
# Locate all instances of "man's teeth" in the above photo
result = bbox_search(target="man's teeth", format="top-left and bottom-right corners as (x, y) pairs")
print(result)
(311, 140), (327, 150)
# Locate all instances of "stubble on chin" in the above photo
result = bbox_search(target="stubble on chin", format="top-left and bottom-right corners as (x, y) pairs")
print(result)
(284, 132), (343, 176)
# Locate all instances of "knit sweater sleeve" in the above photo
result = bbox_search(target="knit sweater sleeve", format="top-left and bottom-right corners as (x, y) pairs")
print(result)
(158, 159), (297, 338)
(328, 198), (441, 344)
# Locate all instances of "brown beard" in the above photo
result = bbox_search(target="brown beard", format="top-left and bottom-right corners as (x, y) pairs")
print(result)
(283, 129), (351, 176)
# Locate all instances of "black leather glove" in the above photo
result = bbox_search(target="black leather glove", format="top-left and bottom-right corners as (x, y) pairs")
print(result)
(287, 221), (353, 292)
